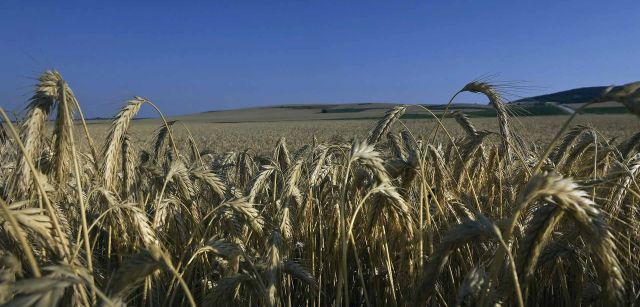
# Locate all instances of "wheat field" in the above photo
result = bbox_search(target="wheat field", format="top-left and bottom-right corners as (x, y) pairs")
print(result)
(0, 70), (639, 306)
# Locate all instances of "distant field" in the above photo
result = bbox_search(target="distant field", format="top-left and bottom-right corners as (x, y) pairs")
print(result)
(161, 101), (630, 124)
(84, 113), (640, 154)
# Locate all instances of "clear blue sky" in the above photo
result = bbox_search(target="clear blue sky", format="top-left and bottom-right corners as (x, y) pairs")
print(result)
(1, 0), (639, 117)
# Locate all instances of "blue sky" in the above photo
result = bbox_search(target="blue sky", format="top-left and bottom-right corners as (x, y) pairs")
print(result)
(1, 1), (639, 117)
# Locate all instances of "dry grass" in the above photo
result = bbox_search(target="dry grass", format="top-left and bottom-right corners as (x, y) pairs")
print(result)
(0, 70), (639, 306)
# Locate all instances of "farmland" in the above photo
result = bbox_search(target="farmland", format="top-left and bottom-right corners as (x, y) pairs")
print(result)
(88, 113), (640, 155)
(0, 71), (639, 306)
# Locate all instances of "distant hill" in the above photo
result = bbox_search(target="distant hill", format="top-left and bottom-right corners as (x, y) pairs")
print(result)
(171, 102), (499, 123)
(510, 85), (629, 115)
(153, 86), (627, 123)
(514, 86), (609, 104)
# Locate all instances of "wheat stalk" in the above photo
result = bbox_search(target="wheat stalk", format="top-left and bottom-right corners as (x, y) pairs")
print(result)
(367, 105), (406, 145)
(102, 97), (145, 190)
(11, 71), (60, 197)
(461, 81), (512, 160)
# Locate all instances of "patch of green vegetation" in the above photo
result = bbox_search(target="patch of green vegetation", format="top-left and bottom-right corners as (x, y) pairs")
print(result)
(470, 105), (629, 117)
(382, 105), (630, 120)
(320, 108), (366, 113)
(506, 105), (569, 116)
(582, 106), (629, 114)
(400, 114), (430, 119)
(277, 105), (323, 110)
(423, 104), (489, 111)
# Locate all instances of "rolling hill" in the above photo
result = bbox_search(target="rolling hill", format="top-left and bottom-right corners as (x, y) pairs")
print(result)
(514, 86), (609, 104)
(167, 85), (625, 123)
